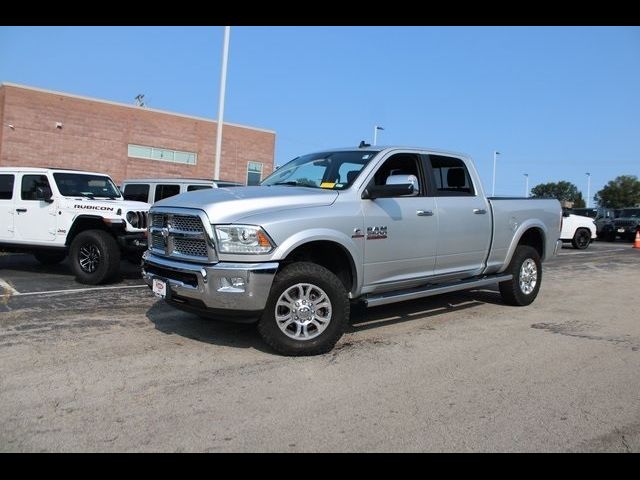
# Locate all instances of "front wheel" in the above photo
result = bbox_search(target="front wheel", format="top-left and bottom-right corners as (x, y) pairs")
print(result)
(69, 230), (121, 285)
(571, 228), (591, 249)
(499, 245), (542, 306)
(258, 262), (350, 356)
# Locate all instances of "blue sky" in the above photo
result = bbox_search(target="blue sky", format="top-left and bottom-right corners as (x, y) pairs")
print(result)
(1, 26), (638, 201)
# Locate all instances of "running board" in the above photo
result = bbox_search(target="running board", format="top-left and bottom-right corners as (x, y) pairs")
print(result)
(364, 274), (513, 307)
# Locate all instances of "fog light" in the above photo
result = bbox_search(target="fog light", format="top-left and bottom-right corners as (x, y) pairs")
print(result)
(218, 276), (246, 293)
(201, 268), (208, 283)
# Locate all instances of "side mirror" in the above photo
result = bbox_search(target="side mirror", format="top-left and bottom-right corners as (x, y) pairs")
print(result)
(362, 175), (419, 200)
(35, 186), (54, 203)
(562, 210), (571, 217)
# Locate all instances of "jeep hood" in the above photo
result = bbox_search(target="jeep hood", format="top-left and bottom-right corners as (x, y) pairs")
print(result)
(152, 186), (339, 223)
(61, 196), (150, 214)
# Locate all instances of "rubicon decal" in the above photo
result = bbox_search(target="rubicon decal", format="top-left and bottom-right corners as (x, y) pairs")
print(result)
(74, 204), (114, 211)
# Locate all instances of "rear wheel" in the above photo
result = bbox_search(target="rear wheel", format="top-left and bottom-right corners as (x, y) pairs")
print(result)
(34, 251), (67, 265)
(69, 230), (120, 285)
(571, 228), (591, 249)
(258, 262), (349, 356)
(499, 245), (542, 306)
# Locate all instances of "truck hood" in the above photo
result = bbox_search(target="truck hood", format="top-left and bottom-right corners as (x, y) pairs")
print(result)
(153, 186), (339, 223)
(60, 196), (151, 213)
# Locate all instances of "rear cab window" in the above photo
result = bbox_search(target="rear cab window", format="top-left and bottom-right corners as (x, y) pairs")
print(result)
(427, 155), (475, 196)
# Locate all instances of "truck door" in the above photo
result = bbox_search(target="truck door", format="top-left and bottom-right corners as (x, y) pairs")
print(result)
(0, 173), (15, 240)
(427, 155), (492, 278)
(361, 152), (437, 291)
(13, 173), (57, 243)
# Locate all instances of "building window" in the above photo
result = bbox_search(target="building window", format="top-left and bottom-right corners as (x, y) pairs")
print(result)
(128, 144), (197, 165)
(247, 162), (263, 186)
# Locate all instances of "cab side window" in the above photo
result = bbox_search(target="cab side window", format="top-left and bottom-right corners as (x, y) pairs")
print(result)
(0, 174), (14, 200)
(123, 184), (150, 202)
(154, 184), (180, 201)
(428, 155), (475, 196)
(187, 185), (213, 192)
(21, 175), (51, 201)
(371, 153), (423, 194)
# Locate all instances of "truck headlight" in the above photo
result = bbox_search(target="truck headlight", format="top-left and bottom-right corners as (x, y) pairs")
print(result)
(214, 225), (275, 254)
(126, 211), (139, 228)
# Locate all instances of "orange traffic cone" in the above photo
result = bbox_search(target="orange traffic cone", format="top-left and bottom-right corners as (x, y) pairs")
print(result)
(634, 230), (640, 249)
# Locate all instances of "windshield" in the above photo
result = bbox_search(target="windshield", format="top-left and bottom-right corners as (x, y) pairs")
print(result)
(53, 173), (121, 199)
(261, 150), (381, 190)
(571, 208), (597, 218)
(619, 209), (640, 218)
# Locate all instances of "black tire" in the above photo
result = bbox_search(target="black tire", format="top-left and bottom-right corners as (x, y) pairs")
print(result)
(571, 228), (591, 249)
(258, 262), (349, 356)
(69, 230), (121, 285)
(499, 245), (542, 306)
(34, 251), (67, 265)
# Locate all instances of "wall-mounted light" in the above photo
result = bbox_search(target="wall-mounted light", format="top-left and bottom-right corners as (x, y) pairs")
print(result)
(3, 122), (15, 130)
(55, 122), (63, 129)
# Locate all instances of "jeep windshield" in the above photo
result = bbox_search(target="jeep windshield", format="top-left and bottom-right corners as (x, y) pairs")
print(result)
(53, 173), (121, 199)
(261, 150), (381, 190)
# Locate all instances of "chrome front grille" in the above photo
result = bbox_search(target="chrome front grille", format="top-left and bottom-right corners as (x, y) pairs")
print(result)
(148, 210), (216, 263)
(173, 237), (208, 257)
(172, 215), (203, 232)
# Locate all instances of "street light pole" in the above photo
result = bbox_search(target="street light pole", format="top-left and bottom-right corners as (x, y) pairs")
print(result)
(524, 173), (529, 197)
(214, 26), (231, 181)
(373, 125), (384, 146)
(492, 151), (500, 196)
(585, 172), (591, 208)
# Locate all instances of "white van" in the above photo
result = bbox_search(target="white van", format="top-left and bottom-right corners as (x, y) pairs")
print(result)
(120, 178), (243, 204)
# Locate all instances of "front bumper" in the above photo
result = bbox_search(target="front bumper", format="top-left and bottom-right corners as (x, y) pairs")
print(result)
(142, 251), (278, 317)
(117, 232), (148, 251)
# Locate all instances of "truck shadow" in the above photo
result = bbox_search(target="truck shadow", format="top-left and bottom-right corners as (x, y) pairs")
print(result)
(146, 287), (505, 352)
(0, 253), (142, 283)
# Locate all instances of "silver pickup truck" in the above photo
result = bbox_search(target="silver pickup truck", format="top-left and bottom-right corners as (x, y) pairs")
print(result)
(142, 146), (562, 355)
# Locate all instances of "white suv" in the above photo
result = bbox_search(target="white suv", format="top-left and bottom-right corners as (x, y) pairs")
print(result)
(0, 167), (150, 284)
(560, 211), (597, 249)
(121, 178), (242, 204)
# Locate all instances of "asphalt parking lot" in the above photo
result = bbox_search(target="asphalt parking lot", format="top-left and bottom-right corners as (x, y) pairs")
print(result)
(0, 241), (638, 452)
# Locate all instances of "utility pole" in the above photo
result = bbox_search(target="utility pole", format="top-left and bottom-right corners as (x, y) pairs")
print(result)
(214, 26), (231, 180)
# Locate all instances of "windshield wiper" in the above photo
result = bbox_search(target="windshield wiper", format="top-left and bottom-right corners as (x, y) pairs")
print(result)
(270, 181), (320, 188)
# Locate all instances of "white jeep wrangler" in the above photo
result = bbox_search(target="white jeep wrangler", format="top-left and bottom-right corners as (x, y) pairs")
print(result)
(0, 167), (150, 284)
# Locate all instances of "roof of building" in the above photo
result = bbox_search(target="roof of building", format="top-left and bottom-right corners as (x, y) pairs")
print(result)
(0, 82), (276, 135)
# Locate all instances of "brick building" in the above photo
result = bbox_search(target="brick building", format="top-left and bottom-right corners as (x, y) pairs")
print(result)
(0, 83), (276, 186)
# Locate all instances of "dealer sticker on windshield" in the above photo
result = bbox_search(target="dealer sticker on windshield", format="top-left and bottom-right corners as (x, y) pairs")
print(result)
(152, 278), (167, 298)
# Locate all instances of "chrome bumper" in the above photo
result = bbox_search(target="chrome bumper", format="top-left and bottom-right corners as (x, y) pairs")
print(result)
(142, 251), (278, 312)
(553, 239), (562, 256)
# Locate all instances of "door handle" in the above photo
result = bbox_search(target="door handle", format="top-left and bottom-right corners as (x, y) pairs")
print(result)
(16, 208), (27, 213)
(416, 210), (434, 216)
(473, 209), (487, 214)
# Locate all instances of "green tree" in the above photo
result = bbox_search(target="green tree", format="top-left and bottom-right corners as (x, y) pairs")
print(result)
(530, 181), (585, 207)
(594, 175), (640, 208)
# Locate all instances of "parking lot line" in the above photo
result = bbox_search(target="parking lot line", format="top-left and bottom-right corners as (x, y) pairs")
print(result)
(0, 278), (19, 295)
(6, 284), (149, 297)
(561, 248), (630, 256)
